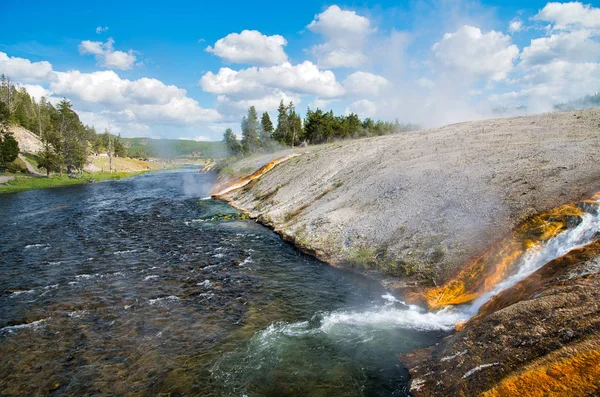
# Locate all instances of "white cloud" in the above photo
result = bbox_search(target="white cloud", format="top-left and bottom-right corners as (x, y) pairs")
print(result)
(17, 84), (51, 101)
(50, 70), (220, 125)
(520, 30), (600, 66)
(216, 90), (301, 117)
(534, 2), (600, 31)
(417, 77), (435, 89)
(311, 46), (367, 69)
(79, 38), (137, 70)
(346, 99), (377, 117)
(342, 71), (390, 96)
(307, 5), (374, 46)
(206, 30), (288, 65)
(307, 5), (374, 68)
(508, 20), (523, 33)
(200, 61), (344, 98)
(433, 25), (519, 81)
(185, 136), (212, 141)
(309, 98), (333, 110)
(96, 26), (109, 34)
(0, 52), (54, 82)
(492, 61), (600, 111)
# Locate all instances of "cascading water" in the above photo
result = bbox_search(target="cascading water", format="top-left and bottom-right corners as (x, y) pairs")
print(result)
(221, 197), (600, 357)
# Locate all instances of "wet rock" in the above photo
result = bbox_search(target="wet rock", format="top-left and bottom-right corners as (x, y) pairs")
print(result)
(401, 246), (600, 397)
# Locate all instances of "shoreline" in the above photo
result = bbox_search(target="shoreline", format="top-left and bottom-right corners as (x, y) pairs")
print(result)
(0, 170), (151, 194)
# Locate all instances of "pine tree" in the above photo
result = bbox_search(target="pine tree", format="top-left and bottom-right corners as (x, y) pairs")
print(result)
(273, 100), (288, 144)
(223, 128), (241, 156)
(260, 112), (273, 149)
(286, 102), (302, 147)
(0, 101), (19, 169)
(56, 99), (87, 174)
(240, 106), (260, 154)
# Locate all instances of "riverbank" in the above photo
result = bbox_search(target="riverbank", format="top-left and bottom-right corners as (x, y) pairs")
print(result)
(0, 171), (149, 194)
(214, 107), (600, 395)
(215, 108), (600, 288)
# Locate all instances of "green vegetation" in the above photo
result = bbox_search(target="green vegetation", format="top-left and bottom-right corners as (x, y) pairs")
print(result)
(224, 100), (419, 157)
(0, 101), (20, 170)
(122, 137), (226, 159)
(0, 171), (148, 194)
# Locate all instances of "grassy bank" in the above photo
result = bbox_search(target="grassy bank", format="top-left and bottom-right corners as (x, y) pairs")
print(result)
(0, 171), (149, 194)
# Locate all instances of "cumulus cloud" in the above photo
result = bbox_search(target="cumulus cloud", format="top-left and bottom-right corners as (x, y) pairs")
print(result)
(417, 77), (435, 89)
(200, 61), (344, 98)
(534, 2), (600, 30)
(310, 46), (367, 69)
(96, 26), (109, 34)
(433, 25), (519, 81)
(216, 90), (301, 119)
(520, 30), (600, 66)
(492, 60), (600, 110)
(79, 38), (137, 70)
(17, 84), (52, 102)
(50, 70), (220, 124)
(508, 20), (523, 33)
(342, 71), (390, 96)
(0, 52), (54, 82)
(307, 5), (374, 68)
(346, 99), (377, 117)
(206, 30), (288, 65)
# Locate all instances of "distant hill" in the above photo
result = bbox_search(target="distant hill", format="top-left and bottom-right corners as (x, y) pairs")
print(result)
(122, 138), (226, 159)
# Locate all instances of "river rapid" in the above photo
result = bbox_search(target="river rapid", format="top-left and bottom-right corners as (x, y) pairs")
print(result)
(0, 168), (448, 396)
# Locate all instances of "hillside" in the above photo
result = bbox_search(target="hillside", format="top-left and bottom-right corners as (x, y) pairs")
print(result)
(215, 107), (600, 395)
(123, 137), (227, 159)
(8, 125), (43, 154)
(216, 108), (600, 287)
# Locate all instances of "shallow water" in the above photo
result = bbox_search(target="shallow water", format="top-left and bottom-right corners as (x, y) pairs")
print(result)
(0, 168), (446, 396)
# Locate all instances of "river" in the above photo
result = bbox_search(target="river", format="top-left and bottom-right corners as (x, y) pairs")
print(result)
(0, 168), (448, 396)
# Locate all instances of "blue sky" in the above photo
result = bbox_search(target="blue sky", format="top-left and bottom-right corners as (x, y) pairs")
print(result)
(1, 0), (599, 140)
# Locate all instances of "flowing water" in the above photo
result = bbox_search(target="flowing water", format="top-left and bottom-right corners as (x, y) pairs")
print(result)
(2, 168), (599, 396)
(0, 168), (448, 396)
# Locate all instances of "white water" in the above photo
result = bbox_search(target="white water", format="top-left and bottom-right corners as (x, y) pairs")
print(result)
(259, 200), (600, 337)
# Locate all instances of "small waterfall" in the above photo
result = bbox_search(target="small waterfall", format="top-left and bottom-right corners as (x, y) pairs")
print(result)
(258, 198), (600, 336)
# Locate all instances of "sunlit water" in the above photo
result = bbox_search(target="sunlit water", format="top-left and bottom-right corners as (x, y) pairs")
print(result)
(0, 168), (447, 396)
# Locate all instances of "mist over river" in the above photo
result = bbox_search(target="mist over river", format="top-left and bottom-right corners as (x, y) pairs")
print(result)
(0, 168), (447, 396)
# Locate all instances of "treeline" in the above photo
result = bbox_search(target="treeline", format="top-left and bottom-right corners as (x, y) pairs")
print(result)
(0, 74), (127, 174)
(224, 100), (418, 156)
(123, 138), (226, 160)
(554, 92), (600, 112)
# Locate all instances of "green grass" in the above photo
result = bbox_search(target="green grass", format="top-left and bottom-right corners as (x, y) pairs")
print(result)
(0, 171), (149, 194)
(21, 153), (40, 169)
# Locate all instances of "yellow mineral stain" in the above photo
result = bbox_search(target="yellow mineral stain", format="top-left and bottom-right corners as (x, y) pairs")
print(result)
(212, 154), (301, 197)
(424, 201), (586, 310)
(481, 346), (600, 397)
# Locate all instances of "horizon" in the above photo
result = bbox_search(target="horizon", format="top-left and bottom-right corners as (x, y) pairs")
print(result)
(1, 0), (599, 141)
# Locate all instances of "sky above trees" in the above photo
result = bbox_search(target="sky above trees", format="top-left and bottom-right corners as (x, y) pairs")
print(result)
(1, 0), (599, 140)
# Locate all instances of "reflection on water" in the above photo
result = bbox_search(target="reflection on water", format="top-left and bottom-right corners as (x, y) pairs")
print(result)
(0, 168), (445, 396)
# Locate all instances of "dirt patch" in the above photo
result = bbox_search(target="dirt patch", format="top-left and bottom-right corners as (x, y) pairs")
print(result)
(9, 125), (43, 154)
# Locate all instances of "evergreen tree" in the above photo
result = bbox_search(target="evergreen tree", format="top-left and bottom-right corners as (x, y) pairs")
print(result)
(273, 100), (288, 144)
(240, 106), (260, 154)
(260, 111), (273, 148)
(56, 99), (87, 174)
(0, 101), (19, 169)
(286, 102), (303, 147)
(223, 128), (242, 156)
